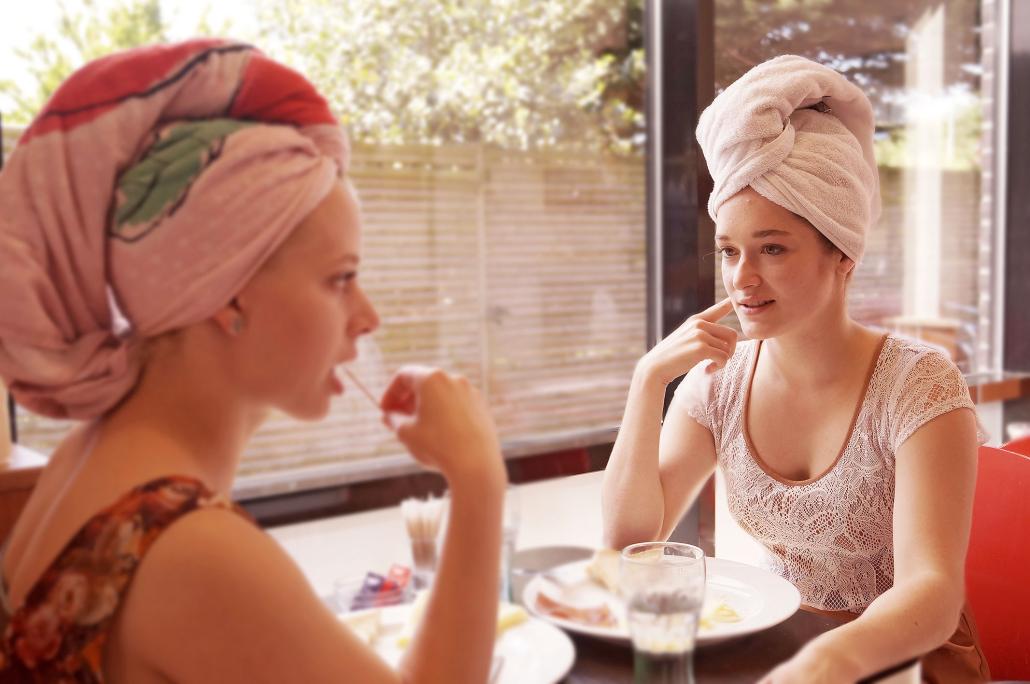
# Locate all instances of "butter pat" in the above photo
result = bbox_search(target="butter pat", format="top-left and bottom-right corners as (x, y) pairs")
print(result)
(496, 602), (529, 634)
(340, 609), (382, 645)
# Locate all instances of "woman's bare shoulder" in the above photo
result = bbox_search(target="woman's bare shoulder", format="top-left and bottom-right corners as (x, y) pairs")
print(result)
(111, 505), (390, 683)
(127, 504), (287, 594)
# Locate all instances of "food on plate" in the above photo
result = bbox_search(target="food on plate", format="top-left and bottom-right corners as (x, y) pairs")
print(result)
(396, 592), (529, 647)
(496, 602), (530, 633)
(535, 589), (741, 633)
(339, 609), (382, 644)
(699, 599), (742, 630)
(533, 591), (618, 629)
(535, 555), (745, 634)
(584, 548), (621, 593)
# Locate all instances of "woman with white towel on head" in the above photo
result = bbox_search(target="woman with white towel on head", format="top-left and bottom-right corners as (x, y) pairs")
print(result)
(602, 55), (990, 683)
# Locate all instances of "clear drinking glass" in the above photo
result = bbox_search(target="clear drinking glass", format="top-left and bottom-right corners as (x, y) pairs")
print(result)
(620, 542), (706, 684)
(499, 485), (520, 602)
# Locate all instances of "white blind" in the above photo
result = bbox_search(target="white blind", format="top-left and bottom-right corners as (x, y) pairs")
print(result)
(238, 144), (646, 496)
(6, 132), (647, 497)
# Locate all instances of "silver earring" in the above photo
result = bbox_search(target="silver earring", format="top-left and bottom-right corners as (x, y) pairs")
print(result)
(231, 315), (245, 335)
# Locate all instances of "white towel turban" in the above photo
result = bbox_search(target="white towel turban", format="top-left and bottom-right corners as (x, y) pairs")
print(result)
(696, 55), (880, 263)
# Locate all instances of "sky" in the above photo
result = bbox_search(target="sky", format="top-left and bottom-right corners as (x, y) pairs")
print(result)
(0, 0), (258, 117)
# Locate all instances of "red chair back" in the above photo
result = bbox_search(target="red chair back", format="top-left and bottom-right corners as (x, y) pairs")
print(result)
(1003, 434), (1030, 457)
(965, 445), (1030, 679)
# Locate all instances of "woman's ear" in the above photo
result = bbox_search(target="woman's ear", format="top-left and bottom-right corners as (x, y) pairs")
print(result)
(211, 297), (246, 336)
(837, 253), (856, 277)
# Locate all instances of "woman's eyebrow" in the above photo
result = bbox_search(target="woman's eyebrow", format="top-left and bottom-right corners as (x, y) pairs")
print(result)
(715, 228), (791, 242)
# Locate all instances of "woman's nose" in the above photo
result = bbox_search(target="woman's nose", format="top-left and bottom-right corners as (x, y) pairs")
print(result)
(731, 254), (761, 290)
(350, 285), (380, 337)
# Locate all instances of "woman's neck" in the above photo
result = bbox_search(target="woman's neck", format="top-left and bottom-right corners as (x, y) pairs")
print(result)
(91, 356), (263, 495)
(760, 308), (879, 388)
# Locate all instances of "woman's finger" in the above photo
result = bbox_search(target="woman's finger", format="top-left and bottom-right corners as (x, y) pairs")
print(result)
(692, 296), (735, 323)
(382, 409), (418, 436)
(379, 364), (438, 412)
(700, 320), (739, 345)
(694, 329), (734, 358)
(692, 325), (741, 352)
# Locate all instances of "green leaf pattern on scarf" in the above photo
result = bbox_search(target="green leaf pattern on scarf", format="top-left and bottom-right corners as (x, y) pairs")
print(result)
(111, 119), (255, 242)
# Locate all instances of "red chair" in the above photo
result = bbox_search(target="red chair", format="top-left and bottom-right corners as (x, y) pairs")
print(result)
(965, 445), (1030, 680)
(1003, 434), (1030, 457)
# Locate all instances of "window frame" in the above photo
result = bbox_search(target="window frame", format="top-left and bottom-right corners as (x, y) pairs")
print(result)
(0, 112), (16, 447)
(243, 0), (718, 519)
(5, 0), (1022, 525)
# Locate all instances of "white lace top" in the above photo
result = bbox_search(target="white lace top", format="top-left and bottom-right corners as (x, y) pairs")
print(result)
(676, 334), (982, 613)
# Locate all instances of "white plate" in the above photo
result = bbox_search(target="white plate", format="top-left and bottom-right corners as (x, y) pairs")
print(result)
(522, 556), (800, 646)
(344, 603), (576, 684)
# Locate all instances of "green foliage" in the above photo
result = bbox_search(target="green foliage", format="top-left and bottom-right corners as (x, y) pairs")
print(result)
(1, 0), (986, 164)
(0, 0), (169, 125)
(715, 0), (983, 170)
(254, 0), (644, 153)
(875, 101), (983, 170)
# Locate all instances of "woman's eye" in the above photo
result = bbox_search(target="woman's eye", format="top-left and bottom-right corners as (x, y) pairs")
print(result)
(331, 272), (358, 290)
(762, 244), (785, 255)
(718, 247), (738, 259)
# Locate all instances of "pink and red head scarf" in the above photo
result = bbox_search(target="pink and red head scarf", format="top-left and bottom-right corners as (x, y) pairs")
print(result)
(0, 39), (348, 419)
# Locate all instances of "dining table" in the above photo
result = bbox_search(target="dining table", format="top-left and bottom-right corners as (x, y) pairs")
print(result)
(563, 608), (849, 683)
(268, 470), (918, 683)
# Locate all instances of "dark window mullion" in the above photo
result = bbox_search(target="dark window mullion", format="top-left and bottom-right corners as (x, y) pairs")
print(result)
(645, 0), (715, 547)
(0, 113), (16, 444)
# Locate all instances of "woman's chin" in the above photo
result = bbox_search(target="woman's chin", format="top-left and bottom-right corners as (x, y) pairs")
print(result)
(280, 397), (333, 422)
(739, 320), (775, 341)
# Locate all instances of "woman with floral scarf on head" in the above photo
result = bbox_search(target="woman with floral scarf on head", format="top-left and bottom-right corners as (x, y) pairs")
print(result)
(0, 39), (506, 683)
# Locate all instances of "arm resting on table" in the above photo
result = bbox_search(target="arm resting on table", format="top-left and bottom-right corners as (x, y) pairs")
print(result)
(602, 363), (717, 550)
(791, 407), (978, 680)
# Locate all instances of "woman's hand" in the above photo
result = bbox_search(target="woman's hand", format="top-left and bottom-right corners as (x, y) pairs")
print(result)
(636, 297), (738, 386)
(379, 365), (504, 484)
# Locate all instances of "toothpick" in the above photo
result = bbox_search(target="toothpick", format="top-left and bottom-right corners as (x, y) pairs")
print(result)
(342, 367), (379, 408)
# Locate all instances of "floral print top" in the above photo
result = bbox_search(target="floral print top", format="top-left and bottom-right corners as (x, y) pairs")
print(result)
(0, 476), (253, 683)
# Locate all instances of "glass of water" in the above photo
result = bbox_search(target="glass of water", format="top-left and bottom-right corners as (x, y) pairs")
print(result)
(620, 542), (706, 684)
(499, 485), (520, 602)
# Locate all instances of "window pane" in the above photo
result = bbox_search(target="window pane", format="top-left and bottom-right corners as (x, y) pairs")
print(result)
(2, 0), (647, 496)
(712, 0), (993, 374)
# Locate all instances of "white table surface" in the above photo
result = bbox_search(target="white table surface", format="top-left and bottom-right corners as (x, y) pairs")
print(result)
(267, 470), (606, 598)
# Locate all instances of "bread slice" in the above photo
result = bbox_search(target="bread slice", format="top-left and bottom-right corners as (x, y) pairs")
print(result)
(585, 548), (621, 593)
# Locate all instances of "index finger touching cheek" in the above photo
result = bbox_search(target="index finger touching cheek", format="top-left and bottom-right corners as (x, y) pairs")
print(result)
(695, 297), (735, 323)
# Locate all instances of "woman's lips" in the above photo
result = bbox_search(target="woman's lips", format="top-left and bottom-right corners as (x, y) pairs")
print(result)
(737, 299), (774, 316)
(329, 370), (345, 395)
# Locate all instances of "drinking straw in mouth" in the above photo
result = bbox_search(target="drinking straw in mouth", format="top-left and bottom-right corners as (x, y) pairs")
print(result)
(341, 367), (379, 408)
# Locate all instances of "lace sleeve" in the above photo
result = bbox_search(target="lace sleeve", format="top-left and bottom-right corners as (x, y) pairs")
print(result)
(890, 350), (984, 451)
(671, 361), (720, 436)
